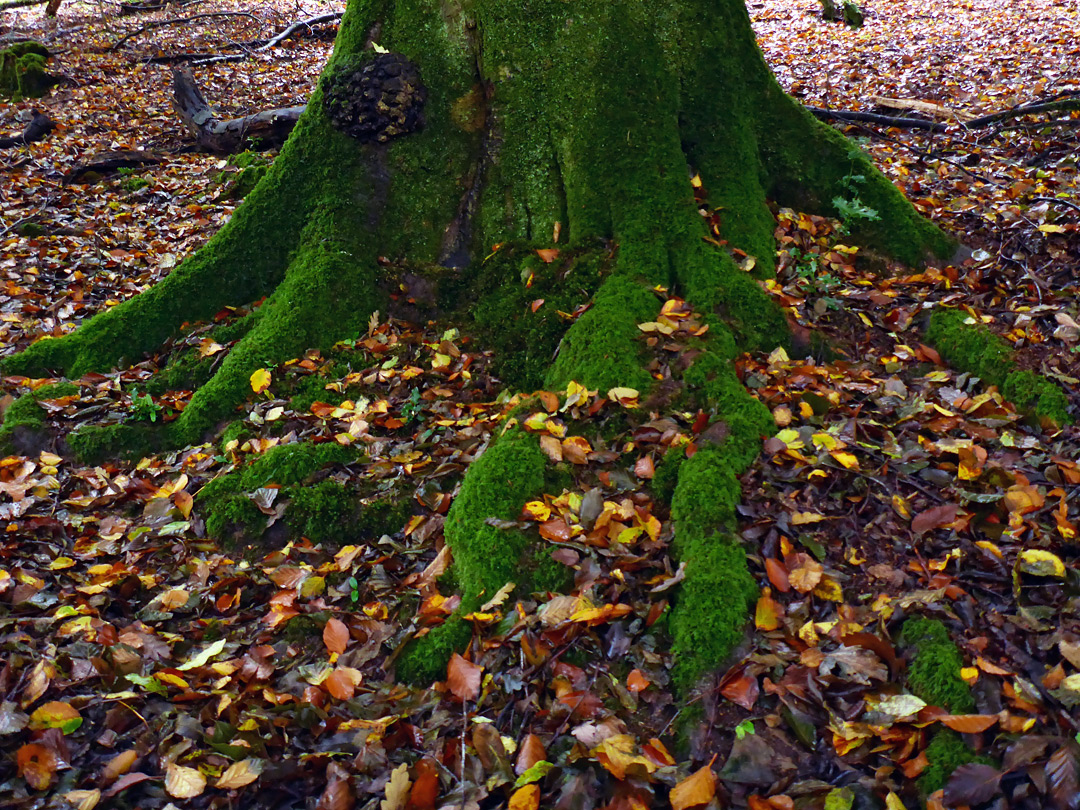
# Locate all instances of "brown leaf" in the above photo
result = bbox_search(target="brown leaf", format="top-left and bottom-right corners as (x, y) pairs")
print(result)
(634, 455), (655, 479)
(943, 763), (1001, 806)
(101, 750), (139, 785)
(539, 519), (572, 542)
(1046, 746), (1080, 810)
(447, 653), (482, 701)
(323, 618), (349, 655)
(720, 671), (759, 711)
(516, 734), (547, 775)
(381, 762), (410, 810)
(319, 762), (355, 810)
(535, 249), (559, 263)
(911, 503), (958, 535)
(670, 764), (716, 810)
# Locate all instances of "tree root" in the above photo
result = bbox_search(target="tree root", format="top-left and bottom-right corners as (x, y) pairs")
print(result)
(0, 109), (54, 149)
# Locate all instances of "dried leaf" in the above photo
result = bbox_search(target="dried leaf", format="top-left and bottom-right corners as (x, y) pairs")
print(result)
(381, 762), (411, 810)
(943, 763), (1001, 806)
(670, 764), (716, 810)
(324, 617), (350, 654)
(938, 714), (997, 733)
(250, 368), (272, 393)
(28, 700), (82, 734)
(216, 758), (263, 789)
(17, 742), (57, 791)
(447, 653), (482, 701)
(911, 504), (958, 535)
(165, 763), (207, 799)
(509, 784), (540, 810)
(1046, 746), (1080, 810)
(407, 758), (440, 810)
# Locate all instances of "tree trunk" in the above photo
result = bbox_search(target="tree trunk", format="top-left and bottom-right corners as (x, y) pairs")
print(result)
(0, 0), (957, 688)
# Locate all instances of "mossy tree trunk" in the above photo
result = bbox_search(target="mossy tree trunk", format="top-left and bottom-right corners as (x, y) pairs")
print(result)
(2, 0), (956, 685)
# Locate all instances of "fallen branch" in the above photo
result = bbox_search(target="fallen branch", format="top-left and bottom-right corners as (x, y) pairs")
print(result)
(142, 12), (341, 65)
(0, 110), (55, 149)
(109, 11), (259, 51)
(0, 0), (47, 9)
(808, 94), (1080, 133)
(117, 0), (204, 16)
(254, 11), (341, 51)
(171, 66), (303, 153)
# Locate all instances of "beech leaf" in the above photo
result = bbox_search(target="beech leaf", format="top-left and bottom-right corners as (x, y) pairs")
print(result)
(446, 653), (483, 701)
(943, 763), (1001, 806)
(670, 764), (716, 810)
(165, 763), (207, 799)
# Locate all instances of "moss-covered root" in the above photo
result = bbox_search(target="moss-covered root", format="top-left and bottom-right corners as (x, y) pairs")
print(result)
(395, 425), (549, 683)
(899, 617), (993, 793)
(926, 308), (1071, 425)
(756, 91), (956, 266)
(0, 42), (52, 100)
(0, 382), (78, 455)
(667, 350), (776, 689)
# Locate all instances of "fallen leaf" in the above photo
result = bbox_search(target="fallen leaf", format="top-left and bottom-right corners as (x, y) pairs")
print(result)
(324, 617), (350, 654)
(165, 763), (206, 799)
(447, 653), (482, 701)
(381, 762), (411, 810)
(216, 758), (263, 789)
(250, 368), (272, 394)
(670, 764), (716, 810)
(17, 742), (57, 791)
(943, 763), (1001, 806)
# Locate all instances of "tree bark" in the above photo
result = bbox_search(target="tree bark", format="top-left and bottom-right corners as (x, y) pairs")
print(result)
(0, 0), (958, 688)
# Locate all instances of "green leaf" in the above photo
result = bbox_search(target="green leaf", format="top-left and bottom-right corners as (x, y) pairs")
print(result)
(513, 760), (555, 788)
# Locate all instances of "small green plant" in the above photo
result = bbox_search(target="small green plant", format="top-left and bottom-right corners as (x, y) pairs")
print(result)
(734, 719), (755, 739)
(345, 576), (360, 603)
(400, 387), (423, 423)
(832, 168), (881, 233)
(129, 391), (162, 423)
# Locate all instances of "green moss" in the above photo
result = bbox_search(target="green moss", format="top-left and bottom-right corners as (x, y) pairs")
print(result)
(199, 441), (355, 543)
(926, 309), (1070, 424)
(0, 42), (52, 99)
(0, 382), (78, 453)
(899, 617), (974, 713)
(652, 447), (685, 504)
(545, 275), (657, 393)
(920, 730), (993, 794)
(466, 246), (609, 391)
(66, 423), (161, 464)
(395, 616), (472, 684)
(145, 349), (216, 395)
(285, 480), (412, 543)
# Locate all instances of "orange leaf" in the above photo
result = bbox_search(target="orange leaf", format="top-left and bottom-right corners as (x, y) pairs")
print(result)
(634, 455), (655, 479)
(102, 750), (138, 785)
(509, 784), (540, 810)
(626, 669), (650, 693)
(323, 618), (349, 655)
(939, 714), (998, 733)
(670, 764), (716, 810)
(407, 758), (440, 810)
(515, 734), (547, 775)
(535, 249), (559, 263)
(447, 653), (482, 701)
(17, 743), (57, 791)
(755, 588), (782, 631)
(28, 700), (81, 733)
(324, 667), (363, 700)
(765, 558), (790, 593)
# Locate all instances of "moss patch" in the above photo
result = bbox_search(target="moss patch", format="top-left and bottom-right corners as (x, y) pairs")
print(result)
(0, 382), (78, 454)
(926, 309), (1070, 424)
(0, 42), (52, 100)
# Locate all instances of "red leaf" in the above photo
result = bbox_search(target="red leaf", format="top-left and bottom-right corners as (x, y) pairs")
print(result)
(944, 763), (1002, 806)
(515, 733), (547, 775)
(720, 671), (759, 711)
(765, 558), (790, 593)
(911, 504), (958, 535)
(407, 758), (440, 810)
(447, 653), (482, 701)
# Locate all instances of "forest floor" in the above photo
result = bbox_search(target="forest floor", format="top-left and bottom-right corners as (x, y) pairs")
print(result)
(1, 0), (1079, 809)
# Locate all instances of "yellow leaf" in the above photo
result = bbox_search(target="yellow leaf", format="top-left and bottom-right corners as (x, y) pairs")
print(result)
(64, 789), (101, 810)
(216, 758), (263, 789)
(1003, 485), (1044, 515)
(791, 511), (825, 525)
(755, 589), (782, 631)
(813, 575), (844, 602)
(590, 734), (658, 780)
(249, 368), (272, 394)
(29, 701), (81, 733)
(381, 762), (411, 810)
(48, 557), (75, 570)
(522, 501), (551, 522)
(165, 763), (206, 799)
(509, 784), (540, 810)
(829, 450), (860, 470)
(154, 671), (190, 689)
(670, 764), (716, 810)
(1038, 224), (1066, 233)
(885, 791), (908, 810)
(1016, 549), (1066, 578)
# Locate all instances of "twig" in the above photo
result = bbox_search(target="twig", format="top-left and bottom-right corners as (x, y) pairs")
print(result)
(1031, 196), (1080, 215)
(808, 94), (1080, 133)
(108, 12), (260, 51)
(254, 11), (340, 51)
